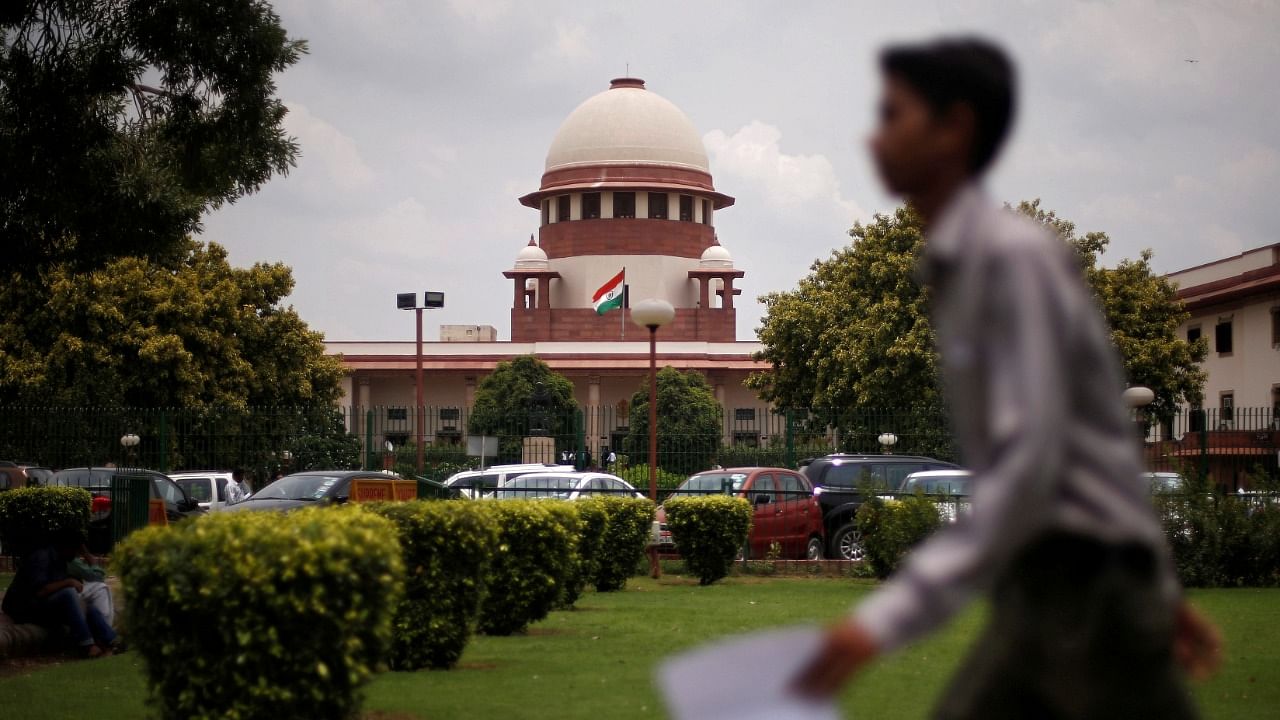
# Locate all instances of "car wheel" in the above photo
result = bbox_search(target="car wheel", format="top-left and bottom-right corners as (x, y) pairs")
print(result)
(831, 524), (866, 562)
(805, 536), (824, 561)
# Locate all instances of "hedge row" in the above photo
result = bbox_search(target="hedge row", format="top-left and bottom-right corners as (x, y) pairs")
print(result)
(0, 486), (91, 558)
(106, 495), (657, 719)
(855, 494), (943, 579)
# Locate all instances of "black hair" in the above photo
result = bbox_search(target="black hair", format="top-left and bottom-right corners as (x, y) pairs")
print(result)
(53, 527), (85, 550)
(880, 37), (1016, 174)
(232, 468), (244, 481)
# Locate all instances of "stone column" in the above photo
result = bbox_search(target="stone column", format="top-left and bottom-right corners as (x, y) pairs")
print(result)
(464, 376), (477, 409)
(587, 375), (601, 458)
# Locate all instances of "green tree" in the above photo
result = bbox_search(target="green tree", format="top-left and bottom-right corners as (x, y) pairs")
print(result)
(626, 367), (723, 475)
(1, 0), (305, 273)
(0, 240), (344, 408)
(749, 202), (1205, 429)
(468, 356), (579, 461)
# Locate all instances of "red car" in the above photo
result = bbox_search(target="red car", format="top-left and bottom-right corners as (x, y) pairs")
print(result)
(656, 467), (825, 560)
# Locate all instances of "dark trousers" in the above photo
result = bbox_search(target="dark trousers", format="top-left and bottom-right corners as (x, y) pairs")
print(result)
(37, 587), (117, 648)
(934, 533), (1199, 720)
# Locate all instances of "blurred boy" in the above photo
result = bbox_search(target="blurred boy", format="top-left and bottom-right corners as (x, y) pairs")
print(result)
(793, 37), (1220, 718)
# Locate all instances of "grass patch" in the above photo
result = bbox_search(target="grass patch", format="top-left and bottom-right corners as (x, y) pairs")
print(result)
(0, 578), (1275, 719)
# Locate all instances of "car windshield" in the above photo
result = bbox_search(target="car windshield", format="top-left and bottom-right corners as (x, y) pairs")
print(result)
(905, 476), (971, 495)
(495, 476), (577, 499)
(248, 474), (341, 501)
(819, 463), (886, 490)
(678, 473), (746, 494)
(177, 479), (213, 502)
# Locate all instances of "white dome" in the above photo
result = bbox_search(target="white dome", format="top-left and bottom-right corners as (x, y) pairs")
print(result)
(544, 79), (709, 173)
(699, 244), (734, 269)
(514, 242), (549, 270)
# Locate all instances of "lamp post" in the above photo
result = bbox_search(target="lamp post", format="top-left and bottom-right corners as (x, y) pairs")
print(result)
(1123, 385), (1156, 446)
(120, 433), (140, 468)
(397, 291), (445, 474)
(632, 299), (675, 501)
(878, 432), (898, 455)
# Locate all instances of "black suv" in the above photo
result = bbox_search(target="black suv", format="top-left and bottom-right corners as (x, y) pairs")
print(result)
(800, 454), (959, 560)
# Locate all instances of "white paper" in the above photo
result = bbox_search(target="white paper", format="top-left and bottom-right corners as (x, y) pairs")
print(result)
(656, 625), (842, 720)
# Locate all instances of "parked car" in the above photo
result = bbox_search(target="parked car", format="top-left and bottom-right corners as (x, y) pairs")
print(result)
(656, 467), (825, 561)
(49, 467), (204, 553)
(901, 469), (973, 524)
(492, 471), (643, 501)
(445, 463), (576, 499)
(800, 454), (959, 560)
(169, 471), (238, 511)
(17, 465), (54, 487)
(1143, 472), (1186, 494)
(229, 470), (407, 512)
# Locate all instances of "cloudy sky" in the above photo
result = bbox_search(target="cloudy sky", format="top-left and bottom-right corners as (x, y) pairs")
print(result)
(203, 0), (1280, 342)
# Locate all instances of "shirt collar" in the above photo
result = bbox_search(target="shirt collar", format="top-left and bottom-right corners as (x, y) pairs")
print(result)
(918, 182), (988, 283)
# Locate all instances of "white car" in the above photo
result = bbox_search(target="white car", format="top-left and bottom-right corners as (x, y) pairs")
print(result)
(444, 463), (575, 499)
(901, 469), (973, 523)
(493, 471), (644, 501)
(169, 471), (239, 511)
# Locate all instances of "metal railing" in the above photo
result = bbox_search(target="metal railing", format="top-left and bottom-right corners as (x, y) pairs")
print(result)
(0, 405), (1275, 489)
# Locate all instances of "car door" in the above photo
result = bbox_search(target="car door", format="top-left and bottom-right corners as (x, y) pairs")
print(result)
(745, 473), (778, 559)
(776, 472), (809, 558)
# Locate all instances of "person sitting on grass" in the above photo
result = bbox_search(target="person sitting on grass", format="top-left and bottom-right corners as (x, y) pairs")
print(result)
(1, 529), (121, 658)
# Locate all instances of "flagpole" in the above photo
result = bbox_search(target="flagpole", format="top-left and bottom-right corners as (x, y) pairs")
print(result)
(620, 268), (626, 341)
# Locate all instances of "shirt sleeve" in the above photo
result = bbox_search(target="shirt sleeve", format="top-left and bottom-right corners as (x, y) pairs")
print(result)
(854, 242), (1074, 652)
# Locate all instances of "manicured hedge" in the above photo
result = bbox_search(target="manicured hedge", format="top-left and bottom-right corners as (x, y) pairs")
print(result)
(664, 496), (751, 585)
(855, 494), (942, 579)
(560, 500), (606, 607)
(478, 501), (577, 635)
(0, 486), (91, 557)
(114, 507), (403, 720)
(367, 501), (497, 670)
(581, 496), (655, 591)
(1155, 478), (1280, 587)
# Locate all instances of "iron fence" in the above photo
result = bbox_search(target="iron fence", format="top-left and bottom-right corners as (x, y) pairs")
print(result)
(0, 405), (1275, 489)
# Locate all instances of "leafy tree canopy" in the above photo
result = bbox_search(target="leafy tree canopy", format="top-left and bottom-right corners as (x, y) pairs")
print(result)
(627, 366), (723, 475)
(468, 356), (579, 438)
(0, 240), (345, 408)
(1, 0), (305, 272)
(748, 201), (1206, 425)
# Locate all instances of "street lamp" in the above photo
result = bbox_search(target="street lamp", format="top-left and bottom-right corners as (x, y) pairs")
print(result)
(632, 299), (675, 501)
(397, 291), (445, 474)
(120, 433), (140, 467)
(1123, 385), (1156, 445)
(878, 432), (898, 454)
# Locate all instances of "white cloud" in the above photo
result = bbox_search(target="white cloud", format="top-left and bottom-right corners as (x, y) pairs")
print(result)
(284, 102), (374, 193)
(704, 121), (865, 223)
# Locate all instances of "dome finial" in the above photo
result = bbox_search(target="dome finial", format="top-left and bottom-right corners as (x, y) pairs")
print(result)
(528, 234), (537, 247)
(609, 77), (645, 90)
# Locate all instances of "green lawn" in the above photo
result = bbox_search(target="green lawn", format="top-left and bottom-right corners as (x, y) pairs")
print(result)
(0, 577), (1276, 719)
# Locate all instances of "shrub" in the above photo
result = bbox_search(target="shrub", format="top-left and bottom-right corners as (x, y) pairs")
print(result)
(1155, 475), (1280, 588)
(538, 502), (585, 608)
(664, 495), (752, 585)
(114, 507), (403, 720)
(478, 501), (578, 635)
(561, 500), (606, 606)
(0, 486), (91, 557)
(581, 496), (654, 591)
(366, 501), (497, 670)
(856, 494), (942, 579)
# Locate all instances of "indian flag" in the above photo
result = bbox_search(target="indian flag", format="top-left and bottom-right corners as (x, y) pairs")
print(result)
(592, 269), (626, 315)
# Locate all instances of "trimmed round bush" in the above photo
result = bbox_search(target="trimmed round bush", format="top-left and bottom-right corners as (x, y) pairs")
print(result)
(665, 496), (751, 585)
(581, 496), (655, 591)
(114, 507), (403, 720)
(367, 501), (497, 670)
(0, 486), (91, 557)
(559, 500), (605, 607)
(855, 494), (942, 579)
(478, 501), (577, 635)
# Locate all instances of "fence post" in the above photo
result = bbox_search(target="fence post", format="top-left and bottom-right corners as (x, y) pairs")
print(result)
(575, 409), (586, 470)
(157, 410), (169, 473)
(784, 409), (795, 469)
(364, 409), (374, 471)
(1199, 418), (1209, 481)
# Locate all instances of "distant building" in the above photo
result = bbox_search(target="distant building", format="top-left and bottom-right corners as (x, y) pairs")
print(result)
(326, 78), (769, 457)
(1168, 243), (1280, 421)
(439, 325), (498, 342)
